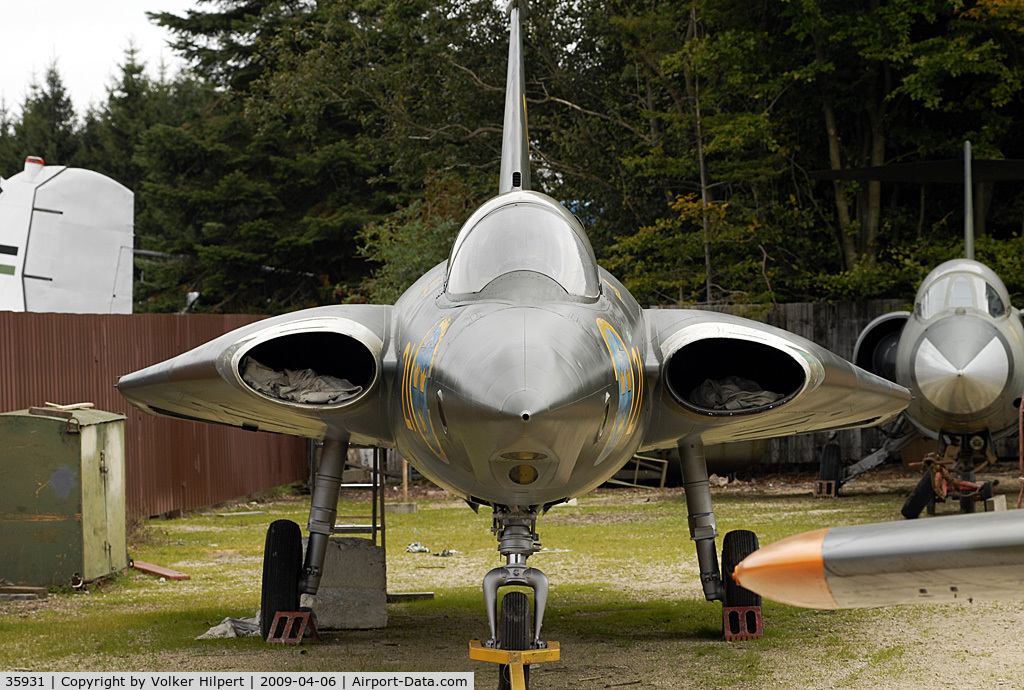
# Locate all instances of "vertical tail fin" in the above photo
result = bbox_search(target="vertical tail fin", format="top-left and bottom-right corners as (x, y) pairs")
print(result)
(963, 140), (975, 260)
(499, 0), (530, 194)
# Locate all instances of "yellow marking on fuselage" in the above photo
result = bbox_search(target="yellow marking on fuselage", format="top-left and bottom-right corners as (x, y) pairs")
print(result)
(402, 317), (453, 462)
(596, 318), (644, 449)
(402, 342), (415, 430)
(627, 347), (644, 433)
(421, 275), (442, 297)
(603, 279), (622, 303)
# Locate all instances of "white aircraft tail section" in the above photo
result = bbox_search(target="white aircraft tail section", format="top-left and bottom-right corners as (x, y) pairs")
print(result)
(0, 156), (134, 313)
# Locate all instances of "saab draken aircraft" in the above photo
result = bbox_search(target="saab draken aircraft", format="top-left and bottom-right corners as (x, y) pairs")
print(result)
(117, 1), (909, 683)
(816, 144), (1024, 517)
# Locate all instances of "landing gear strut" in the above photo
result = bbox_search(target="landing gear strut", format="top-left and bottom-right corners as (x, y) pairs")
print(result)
(483, 508), (549, 648)
(679, 439), (724, 602)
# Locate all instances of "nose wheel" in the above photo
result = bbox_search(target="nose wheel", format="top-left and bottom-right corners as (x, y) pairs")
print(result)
(497, 591), (531, 690)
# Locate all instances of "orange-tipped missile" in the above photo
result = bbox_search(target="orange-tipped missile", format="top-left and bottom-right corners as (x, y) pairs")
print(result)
(732, 510), (1024, 609)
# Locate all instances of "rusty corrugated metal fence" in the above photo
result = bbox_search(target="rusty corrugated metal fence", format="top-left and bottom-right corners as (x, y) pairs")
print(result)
(0, 312), (307, 521)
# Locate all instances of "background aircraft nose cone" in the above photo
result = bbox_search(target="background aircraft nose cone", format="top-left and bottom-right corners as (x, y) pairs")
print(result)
(913, 318), (1009, 414)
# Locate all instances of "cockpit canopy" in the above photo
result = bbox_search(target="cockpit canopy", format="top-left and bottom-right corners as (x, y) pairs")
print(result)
(445, 191), (600, 299)
(915, 259), (1010, 320)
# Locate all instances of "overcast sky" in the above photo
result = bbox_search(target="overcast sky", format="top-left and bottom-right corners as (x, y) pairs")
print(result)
(1, 0), (201, 115)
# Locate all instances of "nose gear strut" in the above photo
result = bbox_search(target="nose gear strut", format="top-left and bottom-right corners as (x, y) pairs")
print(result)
(482, 508), (550, 648)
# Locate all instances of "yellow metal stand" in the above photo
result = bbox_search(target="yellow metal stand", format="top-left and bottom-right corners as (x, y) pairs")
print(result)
(469, 640), (561, 690)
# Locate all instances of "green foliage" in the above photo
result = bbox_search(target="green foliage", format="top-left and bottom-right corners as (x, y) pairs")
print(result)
(606, 194), (774, 305)
(14, 64), (79, 166)
(358, 172), (487, 304)
(0, 101), (19, 174)
(975, 235), (1024, 301)
(134, 99), (386, 312)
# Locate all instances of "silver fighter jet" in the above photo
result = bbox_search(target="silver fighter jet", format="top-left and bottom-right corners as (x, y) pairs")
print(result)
(117, 0), (909, 677)
(840, 143), (1024, 516)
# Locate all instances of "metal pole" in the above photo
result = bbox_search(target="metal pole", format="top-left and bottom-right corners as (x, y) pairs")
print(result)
(371, 448), (379, 547)
(403, 456), (409, 504)
(378, 448), (386, 553)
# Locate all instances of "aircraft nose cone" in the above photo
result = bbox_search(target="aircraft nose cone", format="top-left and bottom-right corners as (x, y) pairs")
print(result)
(442, 309), (601, 418)
(434, 307), (608, 463)
(502, 389), (545, 422)
(913, 318), (1010, 414)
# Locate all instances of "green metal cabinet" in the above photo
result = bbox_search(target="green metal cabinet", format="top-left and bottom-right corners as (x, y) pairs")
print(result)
(0, 408), (127, 585)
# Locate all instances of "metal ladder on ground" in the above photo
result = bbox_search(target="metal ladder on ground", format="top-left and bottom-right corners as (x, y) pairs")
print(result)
(606, 453), (670, 488)
(329, 445), (386, 550)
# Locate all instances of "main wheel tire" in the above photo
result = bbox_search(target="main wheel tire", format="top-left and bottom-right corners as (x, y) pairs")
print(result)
(260, 519), (303, 639)
(497, 591), (531, 690)
(721, 530), (761, 608)
(901, 472), (934, 519)
(817, 443), (842, 496)
(959, 471), (977, 513)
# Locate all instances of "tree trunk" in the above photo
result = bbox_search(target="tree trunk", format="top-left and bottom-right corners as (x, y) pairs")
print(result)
(822, 98), (857, 271)
(861, 63), (888, 268)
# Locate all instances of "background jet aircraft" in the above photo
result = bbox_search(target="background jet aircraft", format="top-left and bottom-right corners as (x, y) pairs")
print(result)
(816, 144), (1024, 516)
(117, 1), (908, 683)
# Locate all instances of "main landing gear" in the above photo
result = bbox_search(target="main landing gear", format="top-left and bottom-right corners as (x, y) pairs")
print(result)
(679, 439), (762, 641)
(260, 438), (348, 640)
(901, 433), (997, 519)
(260, 435), (762, 667)
(901, 452), (995, 519)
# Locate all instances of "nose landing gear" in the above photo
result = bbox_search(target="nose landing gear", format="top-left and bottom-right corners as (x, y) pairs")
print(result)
(470, 507), (560, 690)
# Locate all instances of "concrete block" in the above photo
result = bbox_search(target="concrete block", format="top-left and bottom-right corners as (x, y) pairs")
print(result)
(985, 495), (1007, 512)
(301, 537), (387, 629)
(301, 588), (387, 629)
(342, 468), (369, 484)
(302, 536), (386, 589)
(385, 502), (418, 514)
